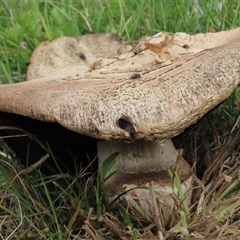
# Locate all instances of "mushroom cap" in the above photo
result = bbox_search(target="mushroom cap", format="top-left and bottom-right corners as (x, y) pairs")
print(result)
(0, 28), (240, 141)
(26, 32), (133, 81)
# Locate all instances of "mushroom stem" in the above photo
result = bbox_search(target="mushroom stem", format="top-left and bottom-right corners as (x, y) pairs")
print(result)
(97, 139), (193, 225)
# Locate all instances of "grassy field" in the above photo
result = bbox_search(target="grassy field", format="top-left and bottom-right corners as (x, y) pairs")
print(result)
(0, 0), (240, 239)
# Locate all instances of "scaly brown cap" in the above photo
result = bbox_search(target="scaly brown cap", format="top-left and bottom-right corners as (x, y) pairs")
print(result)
(0, 28), (239, 141)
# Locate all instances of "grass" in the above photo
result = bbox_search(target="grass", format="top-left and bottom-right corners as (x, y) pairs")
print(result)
(0, 0), (240, 239)
(1, 0), (240, 84)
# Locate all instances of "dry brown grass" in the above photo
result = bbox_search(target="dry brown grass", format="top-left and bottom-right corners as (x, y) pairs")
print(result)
(0, 108), (240, 239)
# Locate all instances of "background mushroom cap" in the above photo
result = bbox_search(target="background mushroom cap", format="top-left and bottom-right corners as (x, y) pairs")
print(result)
(0, 28), (240, 141)
(26, 32), (133, 81)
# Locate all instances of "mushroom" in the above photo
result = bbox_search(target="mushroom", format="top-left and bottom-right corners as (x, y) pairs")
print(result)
(0, 28), (240, 225)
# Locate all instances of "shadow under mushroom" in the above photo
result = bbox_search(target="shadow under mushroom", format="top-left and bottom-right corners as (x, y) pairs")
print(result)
(0, 112), (98, 175)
